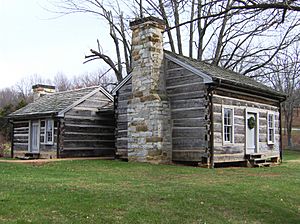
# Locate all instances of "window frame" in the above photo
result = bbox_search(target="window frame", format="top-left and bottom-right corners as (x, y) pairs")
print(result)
(45, 119), (54, 145)
(267, 112), (275, 145)
(222, 107), (235, 145)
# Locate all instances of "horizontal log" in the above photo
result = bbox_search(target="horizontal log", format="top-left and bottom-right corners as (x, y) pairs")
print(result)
(172, 151), (208, 162)
(214, 146), (244, 154)
(64, 139), (114, 143)
(173, 137), (207, 149)
(60, 149), (115, 157)
(118, 94), (131, 101)
(14, 143), (28, 146)
(39, 145), (57, 151)
(167, 75), (203, 87)
(166, 68), (201, 81)
(66, 110), (93, 117)
(63, 141), (115, 149)
(213, 154), (245, 163)
(117, 122), (128, 130)
(64, 134), (114, 141)
(79, 101), (112, 109)
(117, 100), (129, 109)
(166, 60), (181, 69)
(64, 118), (114, 126)
(167, 83), (205, 95)
(65, 123), (114, 129)
(173, 118), (208, 127)
(213, 94), (279, 109)
(171, 108), (207, 119)
(116, 139), (128, 145)
(14, 127), (29, 131)
(117, 114), (128, 123)
(170, 98), (207, 110)
(168, 91), (205, 101)
(62, 147), (115, 151)
(117, 107), (129, 114)
(173, 127), (206, 138)
(116, 130), (127, 138)
(64, 125), (114, 133)
(14, 136), (28, 140)
(64, 115), (112, 121)
(13, 145), (28, 151)
(14, 139), (28, 143)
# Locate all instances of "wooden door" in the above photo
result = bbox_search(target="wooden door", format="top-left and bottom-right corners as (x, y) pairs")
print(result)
(30, 121), (40, 153)
(246, 113), (257, 154)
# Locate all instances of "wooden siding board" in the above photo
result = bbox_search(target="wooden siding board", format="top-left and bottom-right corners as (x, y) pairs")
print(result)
(213, 93), (281, 157)
(115, 79), (131, 158)
(166, 58), (209, 162)
(62, 90), (115, 158)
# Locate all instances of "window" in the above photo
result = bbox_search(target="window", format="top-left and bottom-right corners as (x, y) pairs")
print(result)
(223, 108), (234, 143)
(40, 120), (45, 143)
(267, 112), (275, 144)
(45, 119), (54, 144)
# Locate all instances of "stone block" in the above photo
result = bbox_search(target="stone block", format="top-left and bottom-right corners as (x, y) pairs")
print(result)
(146, 136), (163, 142)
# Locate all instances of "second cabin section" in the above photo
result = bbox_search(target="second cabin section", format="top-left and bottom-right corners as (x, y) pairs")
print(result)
(8, 85), (115, 159)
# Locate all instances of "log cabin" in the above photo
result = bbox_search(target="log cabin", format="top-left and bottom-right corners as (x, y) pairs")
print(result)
(8, 85), (115, 159)
(112, 17), (286, 167)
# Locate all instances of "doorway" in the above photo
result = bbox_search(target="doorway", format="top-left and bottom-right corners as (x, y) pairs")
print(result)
(29, 121), (40, 153)
(246, 112), (258, 154)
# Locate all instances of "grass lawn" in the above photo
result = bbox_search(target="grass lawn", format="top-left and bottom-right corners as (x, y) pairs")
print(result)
(0, 150), (300, 224)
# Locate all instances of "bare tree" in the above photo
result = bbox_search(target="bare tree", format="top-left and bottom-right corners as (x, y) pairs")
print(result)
(258, 44), (300, 147)
(14, 74), (50, 102)
(53, 72), (72, 91)
(49, 0), (300, 81)
(47, 0), (132, 82)
(71, 69), (116, 91)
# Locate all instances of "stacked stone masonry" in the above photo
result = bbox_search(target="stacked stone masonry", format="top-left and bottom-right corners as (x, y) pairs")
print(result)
(128, 17), (172, 163)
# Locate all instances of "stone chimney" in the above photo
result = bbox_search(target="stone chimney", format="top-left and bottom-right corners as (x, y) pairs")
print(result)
(32, 84), (56, 101)
(128, 17), (172, 163)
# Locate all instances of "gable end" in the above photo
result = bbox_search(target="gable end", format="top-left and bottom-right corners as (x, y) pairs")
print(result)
(165, 54), (213, 84)
(58, 87), (113, 117)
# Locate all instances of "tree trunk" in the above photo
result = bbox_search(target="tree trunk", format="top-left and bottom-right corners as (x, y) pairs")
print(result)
(189, 0), (195, 58)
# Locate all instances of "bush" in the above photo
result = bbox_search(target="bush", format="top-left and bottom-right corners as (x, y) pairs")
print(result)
(0, 144), (3, 157)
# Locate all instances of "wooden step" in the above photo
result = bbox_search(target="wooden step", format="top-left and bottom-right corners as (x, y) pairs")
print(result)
(255, 162), (271, 167)
(24, 153), (40, 159)
(254, 158), (267, 162)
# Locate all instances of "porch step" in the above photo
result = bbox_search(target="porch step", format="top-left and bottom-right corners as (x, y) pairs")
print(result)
(24, 153), (40, 159)
(254, 158), (267, 163)
(255, 162), (272, 167)
(246, 153), (264, 159)
(247, 154), (280, 167)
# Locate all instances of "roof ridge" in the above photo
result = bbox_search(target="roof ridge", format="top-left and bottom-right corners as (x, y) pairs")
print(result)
(46, 85), (101, 96)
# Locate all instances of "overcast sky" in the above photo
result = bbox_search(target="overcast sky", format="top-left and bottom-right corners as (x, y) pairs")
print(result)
(0, 0), (114, 89)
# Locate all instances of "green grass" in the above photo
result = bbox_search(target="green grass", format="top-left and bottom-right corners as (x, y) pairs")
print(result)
(0, 150), (300, 224)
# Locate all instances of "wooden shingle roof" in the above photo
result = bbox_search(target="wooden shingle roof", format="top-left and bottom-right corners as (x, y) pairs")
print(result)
(165, 51), (286, 99)
(9, 86), (113, 118)
(112, 50), (285, 101)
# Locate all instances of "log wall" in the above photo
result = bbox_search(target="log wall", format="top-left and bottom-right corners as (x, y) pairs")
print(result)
(165, 60), (209, 162)
(60, 91), (115, 158)
(213, 92), (280, 162)
(12, 119), (58, 158)
(115, 80), (132, 159)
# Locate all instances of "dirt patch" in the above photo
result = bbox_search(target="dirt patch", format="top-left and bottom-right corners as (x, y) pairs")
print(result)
(0, 157), (114, 165)
(287, 159), (300, 163)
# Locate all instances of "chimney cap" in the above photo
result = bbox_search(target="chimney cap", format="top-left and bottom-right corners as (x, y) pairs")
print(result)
(130, 16), (165, 28)
(32, 84), (55, 90)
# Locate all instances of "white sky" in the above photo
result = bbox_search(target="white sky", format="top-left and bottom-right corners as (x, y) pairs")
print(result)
(0, 0), (114, 89)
